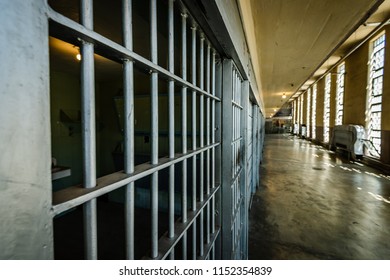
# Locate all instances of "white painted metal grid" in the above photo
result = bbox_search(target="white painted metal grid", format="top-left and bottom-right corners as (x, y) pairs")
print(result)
(230, 65), (245, 260)
(48, 0), (221, 260)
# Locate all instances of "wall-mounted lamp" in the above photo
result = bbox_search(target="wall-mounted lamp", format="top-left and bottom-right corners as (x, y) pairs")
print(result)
(73, 45), (81, 61)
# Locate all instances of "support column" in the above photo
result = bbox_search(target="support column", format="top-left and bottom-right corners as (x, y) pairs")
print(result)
(0, 0), (53, 259)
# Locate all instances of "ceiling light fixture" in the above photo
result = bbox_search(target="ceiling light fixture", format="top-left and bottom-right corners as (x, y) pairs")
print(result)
(282, 93), (286, 99)
(76, 53), (82, 61)
(363, 22), (381, 27)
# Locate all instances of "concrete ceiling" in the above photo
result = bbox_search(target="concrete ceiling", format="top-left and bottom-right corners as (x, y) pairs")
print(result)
(238, 0), (388, 118)
(49, 0), (390, 118)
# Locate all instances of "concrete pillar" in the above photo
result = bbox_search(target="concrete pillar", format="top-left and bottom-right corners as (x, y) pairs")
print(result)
(0, 0), (53, 259)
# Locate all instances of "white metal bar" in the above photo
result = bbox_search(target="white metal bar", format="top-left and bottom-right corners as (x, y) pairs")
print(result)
(52, 143), (220, 216)
(151, 187), (220, 260)
(199, 35), (204, 198)
(192, 221), (197, 260)
(211, 51), (216, 236)
(150, 0), (159, 259)
(199, 34), (205, 256)
(181, 13), (188, 156)
(168, 0), (175, 241)
(80, 0), (97, 260)
(206, 43), (211, 245)
(241, 80), (249, 259)
(191, 24), (197, 260)
(47, 8), (221, 102)
(191, 25), (197, 212)
(181, 12), (188, 260)
(123, 0), (135, 261)
(221, 59), (234, 259)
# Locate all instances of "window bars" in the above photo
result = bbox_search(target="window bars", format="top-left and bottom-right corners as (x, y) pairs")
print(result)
(324, 74), (331, 143)
(299, 95), (303, 133)
(312, 84), (317, 140)
(335, 63), (345, 126)
(367, 33), (385, 157)
(49, 0), (221, 260)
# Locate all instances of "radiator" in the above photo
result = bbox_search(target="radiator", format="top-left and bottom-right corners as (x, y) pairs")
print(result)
(330, 125), (365, 160)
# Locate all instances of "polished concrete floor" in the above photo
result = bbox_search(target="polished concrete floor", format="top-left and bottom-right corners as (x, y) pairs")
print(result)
(249, 134), (390, 259)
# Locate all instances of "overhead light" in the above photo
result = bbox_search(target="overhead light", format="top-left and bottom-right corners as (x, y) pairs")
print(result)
(282, 93), (286, 99)
(76, 53), (82, 61)
(363, 22), (381, 27)
(273, 108), (277, 112)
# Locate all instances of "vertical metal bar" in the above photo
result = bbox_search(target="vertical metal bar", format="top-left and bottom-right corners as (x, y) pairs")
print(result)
(123, 0), (135, 260)
(168, 0), (175, 249)
(221, 59), (234, 259)
(191, 25), (197, 212)
(150, 0), (159, 259)
(181, 11), (188, 260)
(241, 80), (249, 260)
(191, 24), (197, 260)
(211, 51), (216, 235)
(206, 43), (211, 245)
(199, 34), (205, 257)
(253, 109), (256, 190)
(181, 14), (187, 156)
(80, 0), (97, 260)
(214, 59), (222, 260)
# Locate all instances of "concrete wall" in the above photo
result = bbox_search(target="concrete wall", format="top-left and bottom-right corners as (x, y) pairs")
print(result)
(343, 27), (390, 164)
(316, 78), (325, 143)
(344, 43), (368, 127)
(296, 25), (390, 165)
(0, 0), (53, 259)
(329, 74), (337, 138)
(214, 0), (264, 113)
(303, 92), (307, 127)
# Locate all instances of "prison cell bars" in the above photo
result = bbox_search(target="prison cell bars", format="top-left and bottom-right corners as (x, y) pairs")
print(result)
(123, 0), (135, 260)
(199, 32), (205, 258)
(168, 0), (175, 260)
(221, 60), (248, 259)
(252, 107), (258, 196)
(241, 80), (250, 259)
(211, 49), (217, 260)
(80, 0), (97, 260)
(150, 0), (159, 259)
(48, 0), (222, 260)
(191, 22), (197, 261)
(232, 67), (244, 260)
(181, 10), (188, 260)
